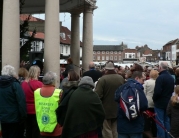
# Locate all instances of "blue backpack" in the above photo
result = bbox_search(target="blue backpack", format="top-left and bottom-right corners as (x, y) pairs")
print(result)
(120, 82), (140, 120)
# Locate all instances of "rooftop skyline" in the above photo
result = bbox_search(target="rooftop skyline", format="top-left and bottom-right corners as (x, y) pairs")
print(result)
(33, 0), (179, 50)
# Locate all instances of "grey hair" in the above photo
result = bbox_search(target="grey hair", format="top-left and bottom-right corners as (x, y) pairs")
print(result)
(42, 71), (57, 85)
(159, 62), (168, 70)
(1, 65), (16, 76)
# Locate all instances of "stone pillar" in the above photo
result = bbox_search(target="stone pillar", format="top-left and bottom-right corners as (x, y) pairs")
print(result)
(2, 0), (19, 72)
(82, 7), (93, 72)
(44, 0), (60, 87)
(0, 0), (3, 73)
(70, 12), (80, 75)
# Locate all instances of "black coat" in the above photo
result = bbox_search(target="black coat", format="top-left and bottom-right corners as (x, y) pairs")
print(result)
(83, 69), (102, 83)
(153, 70), (174, 109)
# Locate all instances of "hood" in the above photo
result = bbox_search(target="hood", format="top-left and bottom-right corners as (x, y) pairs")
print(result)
(127, 78), (144, 90)
(63, 81), (79, 88)
(0, 75), (16, 88)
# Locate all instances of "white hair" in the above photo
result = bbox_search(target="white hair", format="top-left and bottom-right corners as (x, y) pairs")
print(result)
(1, 65), (16, 76)
(42, 71), (57, 85)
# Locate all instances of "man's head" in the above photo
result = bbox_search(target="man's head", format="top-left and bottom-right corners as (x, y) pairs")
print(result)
(89, 62), (95, 69)
(159, 61), (168, 72)
(118, 66), (125, 73)
(105, 61), (115, 70)
(43, 71), (57, 86)
(131, 71), (145, 84)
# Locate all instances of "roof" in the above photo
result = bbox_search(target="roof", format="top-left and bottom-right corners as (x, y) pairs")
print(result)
(123, 49), (137, 53)
(164, 38), (179, 46)
(93, 45), (125, 51)
(20, 15), (83, 46)
(29, 32), (44, 40)
(20, 14), (44, 22)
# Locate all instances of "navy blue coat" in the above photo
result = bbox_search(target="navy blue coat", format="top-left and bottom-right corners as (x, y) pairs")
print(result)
(115, 79), (148, 134)
(0, 76), (26, 123)
(153, 70), (174, 109)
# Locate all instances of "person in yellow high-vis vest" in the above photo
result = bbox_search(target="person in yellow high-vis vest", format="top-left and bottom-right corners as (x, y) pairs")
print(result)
(34, 71), (62, 138)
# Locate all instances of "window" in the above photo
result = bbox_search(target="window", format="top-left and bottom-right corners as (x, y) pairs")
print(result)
(93, 56), (96, 60)
(67, 35), (71, 39)
(102, 51), (105, 54)
(106, 51), (109, 54)
(129, 54), (132, 58)
(102, 56), (105, 60)
(114, 56), (117, 60)
(61, 44), (63, 53)
(114, 51), (117, 54)
(60, 33), (66, 40)
(110, 51), (113, 54)
(66, 45), (68, 53)
(110, 56), (113, 60)
(119, 56), (121, 60)
(125, 54), (127, 58)
(97, 56), (100, 60)
(36, 41), (39, 51)
(93, 51), (96, 54)
(97, 51), (100, 54)
(106, 56), (109, 60)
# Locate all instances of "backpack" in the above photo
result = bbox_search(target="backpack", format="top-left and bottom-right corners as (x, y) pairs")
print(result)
(119, 82), (140, 120)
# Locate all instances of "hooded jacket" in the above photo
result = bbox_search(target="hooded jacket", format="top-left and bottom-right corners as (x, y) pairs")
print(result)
(115, 79), (148, 134)
(0, 75), (26, 123)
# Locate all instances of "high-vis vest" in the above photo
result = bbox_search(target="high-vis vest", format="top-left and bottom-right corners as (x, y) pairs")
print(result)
(34, 88), (61, 132)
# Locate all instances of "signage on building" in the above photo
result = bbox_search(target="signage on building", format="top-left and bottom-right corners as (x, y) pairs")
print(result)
(139, 57), (146, 62)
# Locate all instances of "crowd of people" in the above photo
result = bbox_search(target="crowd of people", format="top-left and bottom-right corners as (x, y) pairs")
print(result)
(0, 58), (179, 138)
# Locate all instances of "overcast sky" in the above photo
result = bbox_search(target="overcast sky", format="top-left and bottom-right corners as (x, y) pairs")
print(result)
(33, 0), (179, 50)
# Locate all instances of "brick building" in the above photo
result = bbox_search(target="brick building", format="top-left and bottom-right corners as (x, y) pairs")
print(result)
(163, 38), (179, 61)
(122, 48), (138, 63)
(93, 44), (127, 63)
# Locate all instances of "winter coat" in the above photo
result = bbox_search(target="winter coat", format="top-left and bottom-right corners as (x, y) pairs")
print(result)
(143, 78), (156, 108)
(95, 72), (124, 119)
(0, 75), (26, 123)
(21, 80), (43, 114)
(167, 100), (179, 138)
(83, 69), (102, 83)
(115, 79), (148, 134)
(153, 70), (174, 109)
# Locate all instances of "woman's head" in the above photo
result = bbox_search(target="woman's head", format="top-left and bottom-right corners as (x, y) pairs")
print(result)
(171, 85), (179, 106)
(28, 65), (40, 80)
(131, 63), (143, 73)
(18, 67), (28, 78)
(149, 70), (159, 80)
(78, 76), (94, 89)
(1, 65), (16, 77)
(43, 71), (57, 86)
(68, 70), (79, 81)
(125, 70), (132, 79)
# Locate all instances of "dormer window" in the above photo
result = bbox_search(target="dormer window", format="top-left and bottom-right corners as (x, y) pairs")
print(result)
(60, 32), (66, 40)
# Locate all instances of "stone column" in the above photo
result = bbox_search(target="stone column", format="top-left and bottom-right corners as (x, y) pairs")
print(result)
(82, 7), (94, 72)
(70, 12), (80, 75)
(44, 0), (60, 87)
(2, 0), (19, 72)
